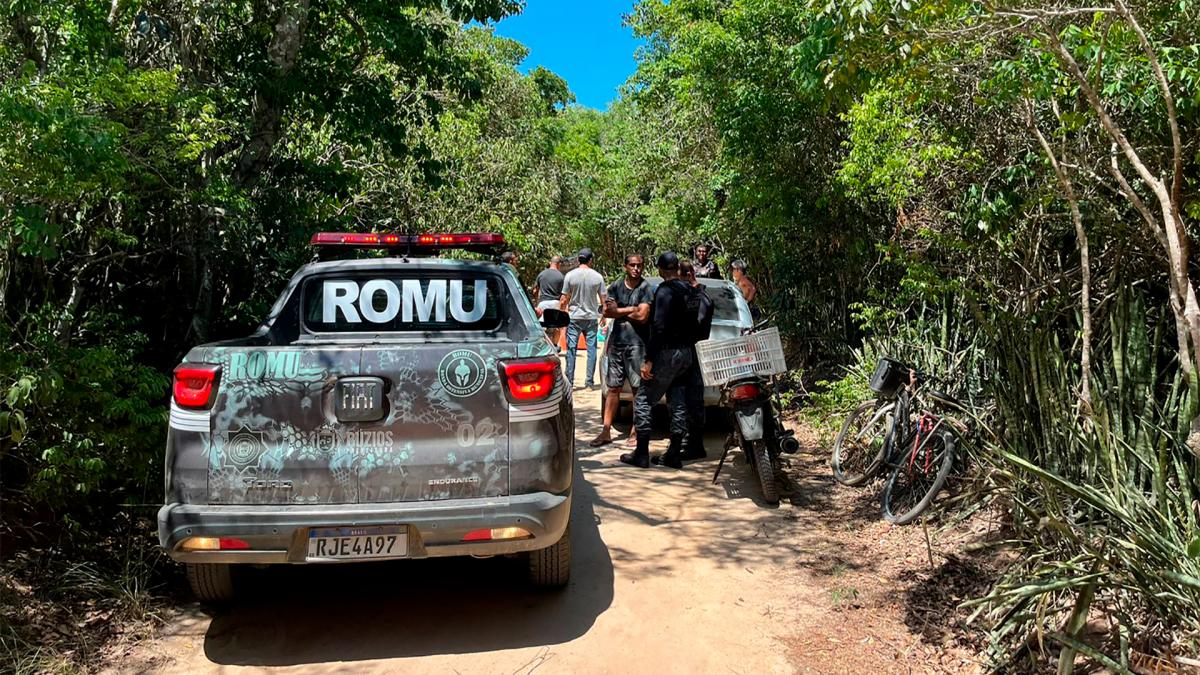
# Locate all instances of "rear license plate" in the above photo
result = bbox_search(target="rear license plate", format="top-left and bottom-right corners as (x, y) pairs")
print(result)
(306, 526), (407, 561)
(335, 377), (385, 422)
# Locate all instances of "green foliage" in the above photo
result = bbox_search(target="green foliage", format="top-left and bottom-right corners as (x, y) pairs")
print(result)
(803, 370), (872, 436)
(4, 0), (1200, 666)
(530, 65), (576, 111)
(627, 0), (893, 354)
(627, 0), (1200, 665)
(838, 85), (970, 210)
(0, 316), (166, 530)
(0, 0), (571, 541)
(969, 294), (1200, 668)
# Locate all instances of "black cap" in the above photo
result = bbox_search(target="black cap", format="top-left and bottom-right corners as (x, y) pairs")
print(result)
(578, 248), (594, 263)
(656, 251), (680, 270)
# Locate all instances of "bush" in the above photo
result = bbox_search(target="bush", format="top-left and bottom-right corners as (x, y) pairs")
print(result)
(0, 314), (167, 542)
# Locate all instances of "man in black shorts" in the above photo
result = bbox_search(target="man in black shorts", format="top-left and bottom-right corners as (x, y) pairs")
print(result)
(590, 254), (653, 447)
(533, 255), (565, 349)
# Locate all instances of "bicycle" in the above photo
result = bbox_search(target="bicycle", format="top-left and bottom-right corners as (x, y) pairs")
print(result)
(831, 357), (968, 524)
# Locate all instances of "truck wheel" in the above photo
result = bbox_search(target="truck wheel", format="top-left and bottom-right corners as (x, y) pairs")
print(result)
(186, 563), (236, 604)
(617, 401), (633, 422)
(528, 524), (571, 588)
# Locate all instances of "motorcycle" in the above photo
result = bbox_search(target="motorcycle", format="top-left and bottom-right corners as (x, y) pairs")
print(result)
(702, 323), (799, 504)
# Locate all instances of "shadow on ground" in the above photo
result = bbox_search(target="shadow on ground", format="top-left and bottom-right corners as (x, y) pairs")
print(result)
(200, 461), (614, 666)
(903, 538), (1005, 652)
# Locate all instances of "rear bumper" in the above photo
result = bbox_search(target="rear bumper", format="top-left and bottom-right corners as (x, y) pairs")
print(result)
(157, 491), (570, 564)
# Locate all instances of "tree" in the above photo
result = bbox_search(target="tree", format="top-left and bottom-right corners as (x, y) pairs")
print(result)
(530, 65), (575, 111)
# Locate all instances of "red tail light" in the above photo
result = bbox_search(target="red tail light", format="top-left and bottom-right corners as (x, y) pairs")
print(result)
(729, 383), (762, 401)
(173, 364), (219, 408)
(500, 357), (559, 403)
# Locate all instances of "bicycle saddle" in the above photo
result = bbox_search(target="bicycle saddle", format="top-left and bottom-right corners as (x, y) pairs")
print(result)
(928, 389), (965, 410)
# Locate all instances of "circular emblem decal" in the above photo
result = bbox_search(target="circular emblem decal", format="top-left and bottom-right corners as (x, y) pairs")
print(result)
(226, 428), (266, 467)
(438, 349), (488, 398)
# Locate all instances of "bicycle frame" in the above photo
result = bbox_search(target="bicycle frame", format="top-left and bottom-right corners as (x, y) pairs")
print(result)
(884, 384), (950, 472)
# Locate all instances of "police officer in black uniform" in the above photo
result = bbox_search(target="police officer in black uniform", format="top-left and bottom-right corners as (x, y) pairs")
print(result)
(621, 252), (708, 469)
(676, 259), (715, 462)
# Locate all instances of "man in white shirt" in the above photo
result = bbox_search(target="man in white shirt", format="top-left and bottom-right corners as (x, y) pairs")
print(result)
(559, 248), (606, 389)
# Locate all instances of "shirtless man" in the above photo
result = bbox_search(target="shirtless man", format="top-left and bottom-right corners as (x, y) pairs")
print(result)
(730, 259), (760, 321)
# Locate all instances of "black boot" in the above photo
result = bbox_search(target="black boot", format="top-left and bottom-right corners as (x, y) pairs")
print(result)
(652, 434), (684, 469)
(680, 429), (707, 461)
(620, 432), (651, 469)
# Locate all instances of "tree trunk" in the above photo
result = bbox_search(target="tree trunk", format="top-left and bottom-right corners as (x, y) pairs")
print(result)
(234, 0), (311, 188)
(0, 242), (11, 323)
(1043, 23), (1200, 451)
(9, 13), (46, 73)
(188, 260), (213, 344)
(53, 237), (99, 345)
(1027, 102), (1092, 412)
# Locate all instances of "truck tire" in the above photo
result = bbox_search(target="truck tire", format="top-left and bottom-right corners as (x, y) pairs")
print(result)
(186, 563), (236, 604)
(617, 400), (633, 422)
(528, 523), (571, 588)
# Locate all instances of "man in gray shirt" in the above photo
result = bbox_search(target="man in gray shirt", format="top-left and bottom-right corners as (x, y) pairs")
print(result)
(533, 255), (565, 350)
(559, 248), (606, 388)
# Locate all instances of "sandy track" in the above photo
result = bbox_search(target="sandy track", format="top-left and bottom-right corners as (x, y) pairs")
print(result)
(115, 357), (977, 674)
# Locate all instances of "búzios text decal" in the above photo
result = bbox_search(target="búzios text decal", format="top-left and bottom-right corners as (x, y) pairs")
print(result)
(322, 279), (488, 324)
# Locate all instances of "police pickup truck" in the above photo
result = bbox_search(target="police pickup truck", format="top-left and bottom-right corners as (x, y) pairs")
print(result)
(159, 232), (573, 602)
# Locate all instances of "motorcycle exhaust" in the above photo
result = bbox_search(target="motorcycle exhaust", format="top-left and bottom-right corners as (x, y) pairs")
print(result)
(780, 434), (801, 454)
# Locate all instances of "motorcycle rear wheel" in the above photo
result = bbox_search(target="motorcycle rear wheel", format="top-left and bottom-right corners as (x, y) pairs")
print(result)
(752, 440), (780, 504)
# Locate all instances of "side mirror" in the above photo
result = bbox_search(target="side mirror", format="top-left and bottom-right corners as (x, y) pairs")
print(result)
(540, 308), (569, 329)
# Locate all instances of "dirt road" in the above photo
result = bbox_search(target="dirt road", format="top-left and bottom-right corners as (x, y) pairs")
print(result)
(118, 360), (981, 674)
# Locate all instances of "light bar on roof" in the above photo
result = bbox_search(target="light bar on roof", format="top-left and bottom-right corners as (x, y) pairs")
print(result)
(310, 232), (505, 249)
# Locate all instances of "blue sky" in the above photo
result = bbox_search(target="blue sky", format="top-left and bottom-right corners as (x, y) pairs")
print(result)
(493, 1), (642, 110)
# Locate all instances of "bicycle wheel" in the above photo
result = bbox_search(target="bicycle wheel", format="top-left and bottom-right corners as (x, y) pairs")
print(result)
(752, 440), (780, 504)
(880, 428), (955, 525)
(832, 400), (892, 486)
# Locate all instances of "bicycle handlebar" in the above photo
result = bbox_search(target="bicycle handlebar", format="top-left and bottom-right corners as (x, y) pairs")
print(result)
(894, 364), (947, 389)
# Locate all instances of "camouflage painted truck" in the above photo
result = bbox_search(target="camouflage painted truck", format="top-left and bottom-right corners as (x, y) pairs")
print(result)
(159, 232), (574, 602)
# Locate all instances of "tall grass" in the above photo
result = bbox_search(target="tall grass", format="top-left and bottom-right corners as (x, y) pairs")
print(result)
(971, 292), (1200, 669)
(804, 299), (992, 432)
(818, 291), (1200, 668)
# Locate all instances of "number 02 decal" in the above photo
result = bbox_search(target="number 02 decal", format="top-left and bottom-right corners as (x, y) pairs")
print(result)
(456, 419), (499, 447)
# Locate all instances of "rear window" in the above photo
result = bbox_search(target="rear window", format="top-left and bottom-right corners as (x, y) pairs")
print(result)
(302, 273), (509, 333)
(707, 285), (745, 322)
